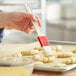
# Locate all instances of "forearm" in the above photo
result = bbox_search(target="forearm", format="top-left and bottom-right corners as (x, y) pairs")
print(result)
(0, 12), (8, 28)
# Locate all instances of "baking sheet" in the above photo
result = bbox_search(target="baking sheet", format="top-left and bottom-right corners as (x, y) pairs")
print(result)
(0, 41), (76, 72)
(35, 64), (76, 72)
(49, 40), (76, 45)
(34, 41), (76, 72)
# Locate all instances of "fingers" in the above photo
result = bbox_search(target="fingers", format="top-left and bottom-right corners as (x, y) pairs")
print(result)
(23, 12), (38, 22)
(9, 11), (37, 22)
(23, 12), (42, 28)
(20, 20), (34, 34)
(35, 15), (41, 27)
(22, 26), (34, 34)
(24, 25), (34, 34)
(30, 25), (34, 29)
(22, 14), (41, 34)
(9, 11), (40, 34)
(25, 27), (34, 34)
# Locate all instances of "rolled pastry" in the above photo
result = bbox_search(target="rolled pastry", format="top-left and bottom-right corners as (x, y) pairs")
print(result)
(63, 58), (76, 65)
(57, 52), (73, 58)
(72, 49), (76, 53)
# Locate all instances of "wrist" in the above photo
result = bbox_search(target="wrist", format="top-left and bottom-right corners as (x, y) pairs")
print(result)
(0, 12), (4, 28)
(0, 12), (7, 28)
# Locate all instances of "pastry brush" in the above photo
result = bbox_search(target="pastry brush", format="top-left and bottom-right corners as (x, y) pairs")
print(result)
(25, 5), (53, 55)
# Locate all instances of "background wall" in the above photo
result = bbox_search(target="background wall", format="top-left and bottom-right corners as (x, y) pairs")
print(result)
(0, 0), (76, 43)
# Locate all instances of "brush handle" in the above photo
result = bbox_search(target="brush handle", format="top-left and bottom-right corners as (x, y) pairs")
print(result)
(25, 5), (44, 36)
(25, 5), (50, 48)
(32, 21), (44, 36)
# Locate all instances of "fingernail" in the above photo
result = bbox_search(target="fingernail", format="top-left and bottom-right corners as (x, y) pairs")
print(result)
(33, 15), (38, 22)
(30, 26), (34, 29)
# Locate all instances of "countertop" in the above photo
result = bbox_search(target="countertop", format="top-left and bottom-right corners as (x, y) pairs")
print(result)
(33, 69), (76, 76)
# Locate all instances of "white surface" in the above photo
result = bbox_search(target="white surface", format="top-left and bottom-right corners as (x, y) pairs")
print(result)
(47, 3), (61, 22)
(2, 29), (37, 43)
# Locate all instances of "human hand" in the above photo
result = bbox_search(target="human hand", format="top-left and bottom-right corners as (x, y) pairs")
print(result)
(0, 11), (40, 34)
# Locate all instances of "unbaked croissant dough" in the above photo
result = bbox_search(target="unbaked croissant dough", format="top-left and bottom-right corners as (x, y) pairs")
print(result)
(57, 52), (73, 58)
(35, 61), (44, 66)
(21, 50), (30, 56)
(11, 44), (76, 69)
(63, 58), (76, 65)
(42, 56), (56, 63)
(56, 45), (62, 52)
(21, 49), (39, 56)
(72, 49), (76, 53)
(43, 57), (48, 63)
(33, 54), (43, 61)
(13, 53), (22, 57)
(48, 56), (55, 62)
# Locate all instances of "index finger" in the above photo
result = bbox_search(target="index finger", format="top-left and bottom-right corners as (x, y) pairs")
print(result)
(35, 15), (41, 27)
(23, 13), (37, 22)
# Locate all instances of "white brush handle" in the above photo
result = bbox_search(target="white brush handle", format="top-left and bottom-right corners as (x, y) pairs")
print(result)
(25, 5), (45, 36)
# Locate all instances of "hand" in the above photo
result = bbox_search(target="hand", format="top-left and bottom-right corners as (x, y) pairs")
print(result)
(0, 11), (39, 34)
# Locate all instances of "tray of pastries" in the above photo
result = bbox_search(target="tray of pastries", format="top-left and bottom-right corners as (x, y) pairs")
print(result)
(0, 41), (76, 72)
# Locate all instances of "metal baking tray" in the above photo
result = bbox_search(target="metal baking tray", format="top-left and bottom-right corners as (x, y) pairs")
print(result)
(0, 41), (76, 72)
(48, 40), (76, 45)
(35, 64), (76, 72)
(34, 40), (76, 72)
